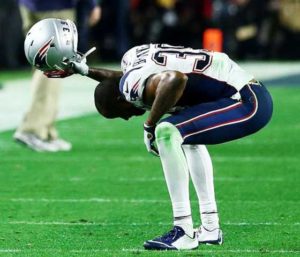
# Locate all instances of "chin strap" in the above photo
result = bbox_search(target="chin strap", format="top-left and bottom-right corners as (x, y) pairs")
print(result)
(44, 69), (73, 78)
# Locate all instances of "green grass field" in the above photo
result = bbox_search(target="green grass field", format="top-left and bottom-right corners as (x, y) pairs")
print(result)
(0, 85), (299, 257)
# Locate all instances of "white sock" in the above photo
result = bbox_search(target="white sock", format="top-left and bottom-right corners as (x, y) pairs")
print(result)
(155, 122), (193, 232)
(182, 145), (219, 230)
(174, 215), (194, 237)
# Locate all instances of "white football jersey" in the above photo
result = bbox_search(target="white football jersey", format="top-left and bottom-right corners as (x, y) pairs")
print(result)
(119, 44), (254, 109)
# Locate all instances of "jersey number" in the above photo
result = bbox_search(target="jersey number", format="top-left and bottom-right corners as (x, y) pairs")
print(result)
(152, 46), (212, 72)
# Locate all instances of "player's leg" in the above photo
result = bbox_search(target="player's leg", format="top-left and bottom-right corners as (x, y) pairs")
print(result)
(161, 82), (272, 245)
(14, 70), (62, 151)
(143, 122), (198, 250)
(182, 145), (223, 245)
(165, 83), (273, 145)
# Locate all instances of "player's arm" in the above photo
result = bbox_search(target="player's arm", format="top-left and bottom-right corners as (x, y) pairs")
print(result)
(142, 71), (187, 156)
(143, 71), (188, 126)
(70, 58), (122, 82)
(87, 68), (123, 82)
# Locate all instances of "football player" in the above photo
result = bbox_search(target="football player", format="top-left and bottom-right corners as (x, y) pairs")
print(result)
(25, 20), (273, 250)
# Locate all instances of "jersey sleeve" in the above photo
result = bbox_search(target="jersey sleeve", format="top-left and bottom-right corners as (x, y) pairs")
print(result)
(119, 57), (166, 109)
(119, 67), (148, 109)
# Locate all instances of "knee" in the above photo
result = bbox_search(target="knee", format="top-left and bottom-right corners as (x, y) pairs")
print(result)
(155, 122), (182, 142)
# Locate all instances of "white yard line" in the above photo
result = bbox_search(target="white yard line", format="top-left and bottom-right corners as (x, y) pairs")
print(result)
(8, 198), (299, 204)
(0, 75), (96, 132)
(7, 221), (300, 226)
(8, 197), (170, 203)
(0, 156), (298, 163)
(0, 248), (298, 254)
(0, 249), (20, 253)
(121, 248), (299, 254)
(117, 176), (293, 182)
(239, 61), (300, 81)
(213, 156), (299, 163)
(5, 197), (299, 205)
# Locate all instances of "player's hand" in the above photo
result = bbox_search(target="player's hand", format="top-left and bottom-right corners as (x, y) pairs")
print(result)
(65, 46), (97, 76)
(44, 47), (96, 78)
(89, 6), (102, 26)
(43, 55), (88, 78)
(143, 123), (159, 156)
(69, 58), (89, 76)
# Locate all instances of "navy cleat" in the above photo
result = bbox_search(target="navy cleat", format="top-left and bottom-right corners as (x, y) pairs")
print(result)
(143, 226), (198, 250)
(197, 225), (223, 245)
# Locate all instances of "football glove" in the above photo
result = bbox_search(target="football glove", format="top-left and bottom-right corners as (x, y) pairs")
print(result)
(143, 123), (159, 156)
(67, 46), (96, 76)
(69, 57), (89, 76)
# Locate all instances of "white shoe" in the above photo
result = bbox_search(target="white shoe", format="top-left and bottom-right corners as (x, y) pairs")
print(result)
(50, 138), (72, 151)
(144, 226), (198, 250)
(197, 225), (223, 245)
(14, 131), (60, 152)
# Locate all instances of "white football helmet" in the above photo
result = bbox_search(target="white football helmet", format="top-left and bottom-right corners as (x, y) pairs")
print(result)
(24, 18), (80, 77)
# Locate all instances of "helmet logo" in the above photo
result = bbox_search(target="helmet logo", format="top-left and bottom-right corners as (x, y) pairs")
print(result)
(33, 37), (54, 70)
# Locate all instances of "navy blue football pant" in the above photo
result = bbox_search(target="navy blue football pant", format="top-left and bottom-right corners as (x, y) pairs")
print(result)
(162, 82), (273, 145)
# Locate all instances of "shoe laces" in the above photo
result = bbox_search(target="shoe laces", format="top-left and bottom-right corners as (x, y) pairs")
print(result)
(160, 226), (184, 241)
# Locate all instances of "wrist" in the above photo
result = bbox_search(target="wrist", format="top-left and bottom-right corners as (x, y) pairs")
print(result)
(81, 64), (89, 76)
(144, 121), (156, 127)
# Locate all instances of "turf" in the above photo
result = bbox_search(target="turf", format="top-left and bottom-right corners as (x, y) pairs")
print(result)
(0, 86), (299, 257)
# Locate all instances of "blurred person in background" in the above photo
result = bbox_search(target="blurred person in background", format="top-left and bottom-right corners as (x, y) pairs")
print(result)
(14, 0), (101, 152)
(213, 0), (271, 59)
(92, 0), (130, 60)
(130, 0), (161, 45)
(271, 0), (300, 59)
(0, 0), (23, 70)
(158, 0), (213, 48)
(76, 0), (102, 53)
(231, 0), (271, 59)
(130, 0), (213, 48)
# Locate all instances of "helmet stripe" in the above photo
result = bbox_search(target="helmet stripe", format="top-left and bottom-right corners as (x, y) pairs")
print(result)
(33, 37), (54, 69)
